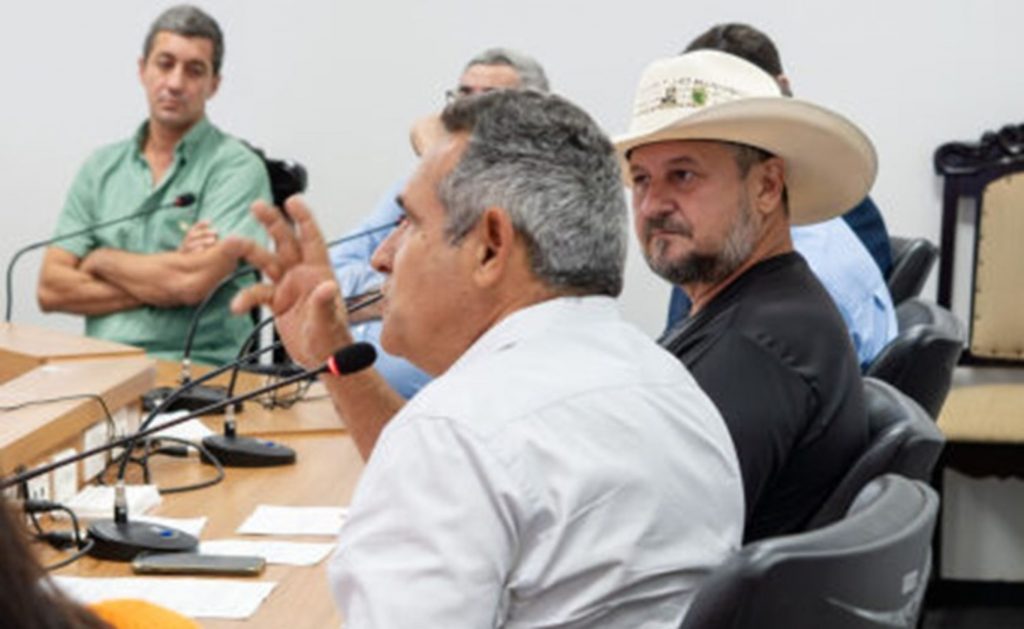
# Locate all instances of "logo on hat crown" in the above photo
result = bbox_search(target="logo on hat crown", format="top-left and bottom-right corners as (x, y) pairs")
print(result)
(641, 77), (750, 119)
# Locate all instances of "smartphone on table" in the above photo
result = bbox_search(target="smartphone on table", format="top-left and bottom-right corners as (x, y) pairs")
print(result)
(131, 552), (266, 576)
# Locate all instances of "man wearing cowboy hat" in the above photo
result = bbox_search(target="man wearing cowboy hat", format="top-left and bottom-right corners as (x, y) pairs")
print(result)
(663, 23), (897, 371)
(616, 49), (869, 542)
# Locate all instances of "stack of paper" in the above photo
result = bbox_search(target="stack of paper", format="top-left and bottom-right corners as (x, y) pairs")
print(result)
(55, 576), (276, 620)
(237, 505), (349, 536)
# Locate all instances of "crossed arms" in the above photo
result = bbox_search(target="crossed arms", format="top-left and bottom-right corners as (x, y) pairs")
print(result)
(37, 221), (242, 316)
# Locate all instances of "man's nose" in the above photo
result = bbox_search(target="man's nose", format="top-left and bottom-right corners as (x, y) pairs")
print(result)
(370, 231), (397, 274)
(166, 65), (186, 90)
(637, 179), (675, 219)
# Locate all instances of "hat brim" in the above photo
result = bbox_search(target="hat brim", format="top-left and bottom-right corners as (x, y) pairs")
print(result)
(613, 97), (877, 225)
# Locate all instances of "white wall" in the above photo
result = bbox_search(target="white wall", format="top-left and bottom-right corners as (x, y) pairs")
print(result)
(3, 0), (1023, 337)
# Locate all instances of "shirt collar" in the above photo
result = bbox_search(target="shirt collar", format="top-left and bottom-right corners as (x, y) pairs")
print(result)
(133, 116), (213, 162)
(445, 295), (620, 377)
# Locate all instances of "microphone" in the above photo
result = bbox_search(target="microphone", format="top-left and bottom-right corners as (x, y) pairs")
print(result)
(141, 266), (258, 416)
(200, 316), (296, 467)
(0, 342), (377, 561)
(200, 290), (385, 468)
(143, 217), (400, 414)
(5, 193), (196, 322)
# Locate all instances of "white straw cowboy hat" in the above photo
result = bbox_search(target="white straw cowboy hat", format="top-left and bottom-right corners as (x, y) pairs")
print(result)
(614, 50), (877, 225)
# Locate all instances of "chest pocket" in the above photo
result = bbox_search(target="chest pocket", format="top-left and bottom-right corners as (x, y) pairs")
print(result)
(105, 203), (200, 253)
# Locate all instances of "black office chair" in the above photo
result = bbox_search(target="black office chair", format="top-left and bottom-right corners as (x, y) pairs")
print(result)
(866, 299), (965, 418)
(805, 378), (945, 530)
(886, 236), (938, 306)
(242, 142), (308, 207)
(242, 143), (309, 365)
(680, 474), (938, 629)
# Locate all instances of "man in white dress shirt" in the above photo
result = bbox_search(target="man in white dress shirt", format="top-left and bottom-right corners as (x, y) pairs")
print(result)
(229, 89), (743, 627)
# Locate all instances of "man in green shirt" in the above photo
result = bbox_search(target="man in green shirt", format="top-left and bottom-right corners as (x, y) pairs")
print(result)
(37, 5), (270, 365)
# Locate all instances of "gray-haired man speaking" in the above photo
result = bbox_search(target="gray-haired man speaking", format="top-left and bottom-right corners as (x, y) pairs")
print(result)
(228, 90), (743, 627)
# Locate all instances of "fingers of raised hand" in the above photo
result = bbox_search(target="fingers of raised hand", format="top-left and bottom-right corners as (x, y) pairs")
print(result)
(230, 282), (274, 315)
(251, 200), (304, 269)
(282, 197), (331, 266)
(221, 236), (282, 282)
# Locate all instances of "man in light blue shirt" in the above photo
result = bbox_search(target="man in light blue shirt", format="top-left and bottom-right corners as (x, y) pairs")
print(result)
(330, 48), (550, 398)
(330, 180), (427, 398)
(791, 218), (896, 367)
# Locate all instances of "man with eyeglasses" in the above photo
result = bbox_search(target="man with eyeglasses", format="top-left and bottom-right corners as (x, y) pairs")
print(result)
(330, 48), (549, 398)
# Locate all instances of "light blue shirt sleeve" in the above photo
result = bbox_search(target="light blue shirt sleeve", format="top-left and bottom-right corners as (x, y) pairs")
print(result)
(330, 178), (431, 399)
(791, 218), (897, 370)
(330, 179), (407, 298)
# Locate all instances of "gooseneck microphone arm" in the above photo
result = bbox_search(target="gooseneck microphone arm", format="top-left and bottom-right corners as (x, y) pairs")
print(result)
(5, 193), (196, 323)
(224, 290), (385, 399)
(139, 337), (286, 435)
(178, 264), (260, 384)
(0, 341), (377, 493)
(324, 218), (402, 249)
(157, 216), (400, 403)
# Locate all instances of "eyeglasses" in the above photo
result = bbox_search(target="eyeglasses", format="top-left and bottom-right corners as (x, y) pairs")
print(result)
(444, 85), (501, 104)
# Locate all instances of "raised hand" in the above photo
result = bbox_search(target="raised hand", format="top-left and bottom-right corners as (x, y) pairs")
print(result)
(226, 197), (353, 368)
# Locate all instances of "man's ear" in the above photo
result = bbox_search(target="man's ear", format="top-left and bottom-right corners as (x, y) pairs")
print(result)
(208, 73), (221, 99)
(751, 157), (786, 216)
(471, 206), (516, 287)
(776, 74), (793, 97)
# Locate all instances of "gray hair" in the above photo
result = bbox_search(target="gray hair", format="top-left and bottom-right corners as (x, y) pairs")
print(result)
(438, 90), (627, 297)
(143, 5), (224, 75)
(464, 48), (550, 92)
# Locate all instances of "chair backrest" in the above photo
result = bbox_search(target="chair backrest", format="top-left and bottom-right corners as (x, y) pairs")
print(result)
(935, 123), (1024, 365)
(265, 156), (308, 208)
(866, 299), (965, 418)
(241, 143), (308, 365)
(242, 141), (309, 207)
(804, 378), (944, 530)
(886, 236), (938, 305)
(681, 474), (939, 629)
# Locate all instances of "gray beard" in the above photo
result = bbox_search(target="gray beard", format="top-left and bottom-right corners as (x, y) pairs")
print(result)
(644, 198), (759, 286)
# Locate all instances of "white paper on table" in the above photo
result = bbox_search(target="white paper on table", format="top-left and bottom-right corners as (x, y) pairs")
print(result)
(200, 539), (336, 566)
(135, 515), (208, 538)
(65, 485), (161, 520)
(237, 505), (349, 536)
(53, 576), (276, 620)
(149, 412), (215, 443)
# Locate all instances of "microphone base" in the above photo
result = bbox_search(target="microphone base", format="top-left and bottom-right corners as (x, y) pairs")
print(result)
(142, 385), (242, 415)
(87, 519), (198, 561)
(201, 434), (296, 467)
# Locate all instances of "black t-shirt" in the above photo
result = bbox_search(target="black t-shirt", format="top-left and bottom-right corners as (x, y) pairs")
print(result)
(661, 252), (866, 542)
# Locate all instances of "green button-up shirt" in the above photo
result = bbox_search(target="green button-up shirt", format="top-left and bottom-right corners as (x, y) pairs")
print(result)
(55, 117), (271, 365)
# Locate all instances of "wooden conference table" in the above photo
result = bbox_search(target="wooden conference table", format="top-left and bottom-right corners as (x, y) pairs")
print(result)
(53, 432), (362, 628)
(1, 326), (362, 628)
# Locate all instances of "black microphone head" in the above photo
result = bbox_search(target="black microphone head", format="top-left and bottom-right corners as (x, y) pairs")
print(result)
(328, 342), (378, 376)
(174, 193), (197, 207)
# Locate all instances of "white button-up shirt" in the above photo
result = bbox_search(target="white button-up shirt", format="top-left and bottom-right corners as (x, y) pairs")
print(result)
(330, 296), (743, 628)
